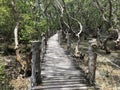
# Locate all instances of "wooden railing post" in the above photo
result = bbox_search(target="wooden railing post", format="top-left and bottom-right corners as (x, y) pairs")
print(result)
(31, 41), (41, 87)
(44, 32), (47, 49)
(41, 34), (46, 61)
(66, 31), (71, 54)
(58, 30), (62, 44)
(47, 29), (50, 38)
(87, 39), (97, 85)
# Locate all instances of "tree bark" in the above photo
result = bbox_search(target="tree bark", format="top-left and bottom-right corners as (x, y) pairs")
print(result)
(11, 0), (26, 70)
(69, 16), (83, 57)
(74, 39), (80, 57)
(108, 0), (112, 27)
(114, 29), (120, 48)
(103, 37), (111, 54)
(14, 22), (19, 49)
(14, 22), (26, 71)
(87, 39), (97, 85)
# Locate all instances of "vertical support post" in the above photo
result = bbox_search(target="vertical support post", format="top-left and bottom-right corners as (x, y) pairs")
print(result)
(45, 31), (48, 46)
(31, 41), (41, 87)
(87, 39), (97, 85)
(66, 31), (71, 54)
(47, 29), (50, 38)
(52, 30), (54, 35)
(58, 31), (60, 44)
(41, 34), (46, 61)
(43, 37), (46, 54)
(58, 30), (62, 44)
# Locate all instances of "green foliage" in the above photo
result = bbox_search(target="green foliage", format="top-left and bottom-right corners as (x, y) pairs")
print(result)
(39, 19), (47, 32)
(0, 0), (14, 42)
(0, 7), (9, 25)
(0, 61), (5, 80)
(19, 25), (36, 42)
(0, 0), (119, 43)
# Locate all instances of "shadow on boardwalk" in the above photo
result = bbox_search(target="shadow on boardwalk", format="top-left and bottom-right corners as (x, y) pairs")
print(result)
(39, 34), (88, 90)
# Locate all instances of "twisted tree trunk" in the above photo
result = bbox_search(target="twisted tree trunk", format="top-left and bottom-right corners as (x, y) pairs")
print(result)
(11, 0), (26, 71)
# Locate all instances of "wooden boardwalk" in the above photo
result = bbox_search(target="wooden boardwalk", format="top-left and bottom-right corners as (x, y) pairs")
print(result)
(32, 34), (88, 90)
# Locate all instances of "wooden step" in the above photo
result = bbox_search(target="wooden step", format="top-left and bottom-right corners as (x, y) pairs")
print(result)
(31, 84), (88, 90)
(42, 75), (85, 78)
(43, 78), (86, 83)
(42, 81), (87, 86)
(32, 87), (88, 90)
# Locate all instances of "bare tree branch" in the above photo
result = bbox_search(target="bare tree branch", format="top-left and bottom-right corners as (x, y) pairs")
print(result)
(69, 16), (83, 37)
(93, 0), (109, 23)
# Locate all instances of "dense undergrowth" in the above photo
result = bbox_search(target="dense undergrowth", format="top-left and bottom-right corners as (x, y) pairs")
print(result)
(0, 42), (31, 89)
(0, 55), (13, 90)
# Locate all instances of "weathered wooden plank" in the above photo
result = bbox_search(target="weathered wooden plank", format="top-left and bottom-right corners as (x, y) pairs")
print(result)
(43, 78), (86, 83)
(32, 34), (88, 90)
(32, 84), (88, 90)
(43, 82), (86, 86)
